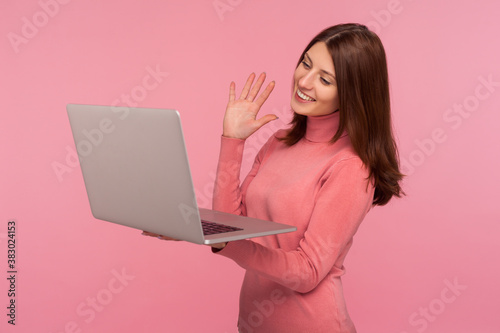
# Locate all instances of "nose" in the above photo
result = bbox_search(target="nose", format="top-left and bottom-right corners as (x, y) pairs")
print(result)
(298, 71), (314, 90)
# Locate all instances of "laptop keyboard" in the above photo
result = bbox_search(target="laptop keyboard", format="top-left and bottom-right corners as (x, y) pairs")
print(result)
(201, 220), (243, 235)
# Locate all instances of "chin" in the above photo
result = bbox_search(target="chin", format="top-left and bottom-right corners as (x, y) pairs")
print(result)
(290, 101), (309, 116)
(290, 104), (319, 117)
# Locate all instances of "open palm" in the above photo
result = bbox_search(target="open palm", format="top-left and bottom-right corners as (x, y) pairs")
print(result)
(223, 72), (277, 140)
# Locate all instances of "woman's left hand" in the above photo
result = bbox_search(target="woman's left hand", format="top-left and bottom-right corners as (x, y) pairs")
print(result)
(142, 230), (180, 241)
(141, 231), (227, 250)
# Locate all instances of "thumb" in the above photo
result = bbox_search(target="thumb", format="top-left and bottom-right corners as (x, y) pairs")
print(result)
(255, 114), (278, 129)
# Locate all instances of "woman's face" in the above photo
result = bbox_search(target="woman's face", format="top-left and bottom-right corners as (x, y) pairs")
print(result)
(291, 42), (339, 117)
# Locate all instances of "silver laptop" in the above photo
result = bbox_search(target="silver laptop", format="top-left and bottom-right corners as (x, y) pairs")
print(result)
(66, 104), (296, 244)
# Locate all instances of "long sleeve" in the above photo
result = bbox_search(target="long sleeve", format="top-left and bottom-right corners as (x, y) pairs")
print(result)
(215, 156), (373, 293)
(212, 134), (274, 216)
(211, 112), (374, 332)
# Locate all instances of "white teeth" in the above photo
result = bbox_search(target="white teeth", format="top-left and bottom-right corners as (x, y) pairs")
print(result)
(297, 89), (315, 101)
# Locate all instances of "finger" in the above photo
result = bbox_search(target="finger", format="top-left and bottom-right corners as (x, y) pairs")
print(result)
(254, 114), (278, 132)
(254, 80), (275, 107)
(158, 236), (180, 241)
(228, 81), (236, 103)
(246, 72), (267, 101)
(255, 114), (279, 129)
(239, 73), (256, 100)
(142, 231), (177, 241)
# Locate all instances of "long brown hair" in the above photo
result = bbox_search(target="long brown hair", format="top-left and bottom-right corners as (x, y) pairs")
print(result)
(281, 23), (404, 206)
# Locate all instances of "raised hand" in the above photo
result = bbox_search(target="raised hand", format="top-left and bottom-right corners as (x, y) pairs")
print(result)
(223, 72), (277, 140)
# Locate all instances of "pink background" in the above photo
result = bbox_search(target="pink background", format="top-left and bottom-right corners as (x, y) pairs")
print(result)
(1, 0), (499, 332)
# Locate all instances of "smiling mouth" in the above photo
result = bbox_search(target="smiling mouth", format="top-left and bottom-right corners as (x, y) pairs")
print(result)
(297, 89), (316, 102)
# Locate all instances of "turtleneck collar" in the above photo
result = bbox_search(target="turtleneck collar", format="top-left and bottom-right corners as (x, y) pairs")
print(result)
(304, 111), (346, 143)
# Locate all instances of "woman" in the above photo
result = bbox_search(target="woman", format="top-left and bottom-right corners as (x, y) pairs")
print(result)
(211, 23), (403, 332)
(146, 23), (404, 332)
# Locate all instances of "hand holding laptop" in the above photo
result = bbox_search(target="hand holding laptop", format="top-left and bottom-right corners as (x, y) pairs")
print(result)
(141, 230), (179, 241)
(141, 230), (227, 249)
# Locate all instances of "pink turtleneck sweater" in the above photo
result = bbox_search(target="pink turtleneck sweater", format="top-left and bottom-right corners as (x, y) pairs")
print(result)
(212, 112), (375, 333)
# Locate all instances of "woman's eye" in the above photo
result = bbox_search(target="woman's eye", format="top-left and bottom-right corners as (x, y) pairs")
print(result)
(302, 61), (311, 69)
(320, 77), (331, 85)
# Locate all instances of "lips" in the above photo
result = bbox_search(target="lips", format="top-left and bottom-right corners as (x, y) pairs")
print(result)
(296, 89), (316, 102)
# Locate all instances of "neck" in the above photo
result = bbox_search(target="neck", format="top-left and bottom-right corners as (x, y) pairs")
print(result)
(304, 111), (343, 143)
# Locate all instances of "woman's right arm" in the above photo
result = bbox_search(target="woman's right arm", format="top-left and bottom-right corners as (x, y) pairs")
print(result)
(212, 73), (277, 215)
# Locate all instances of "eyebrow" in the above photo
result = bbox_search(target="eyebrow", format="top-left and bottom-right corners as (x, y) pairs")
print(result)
(304, 53), (336, 81)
